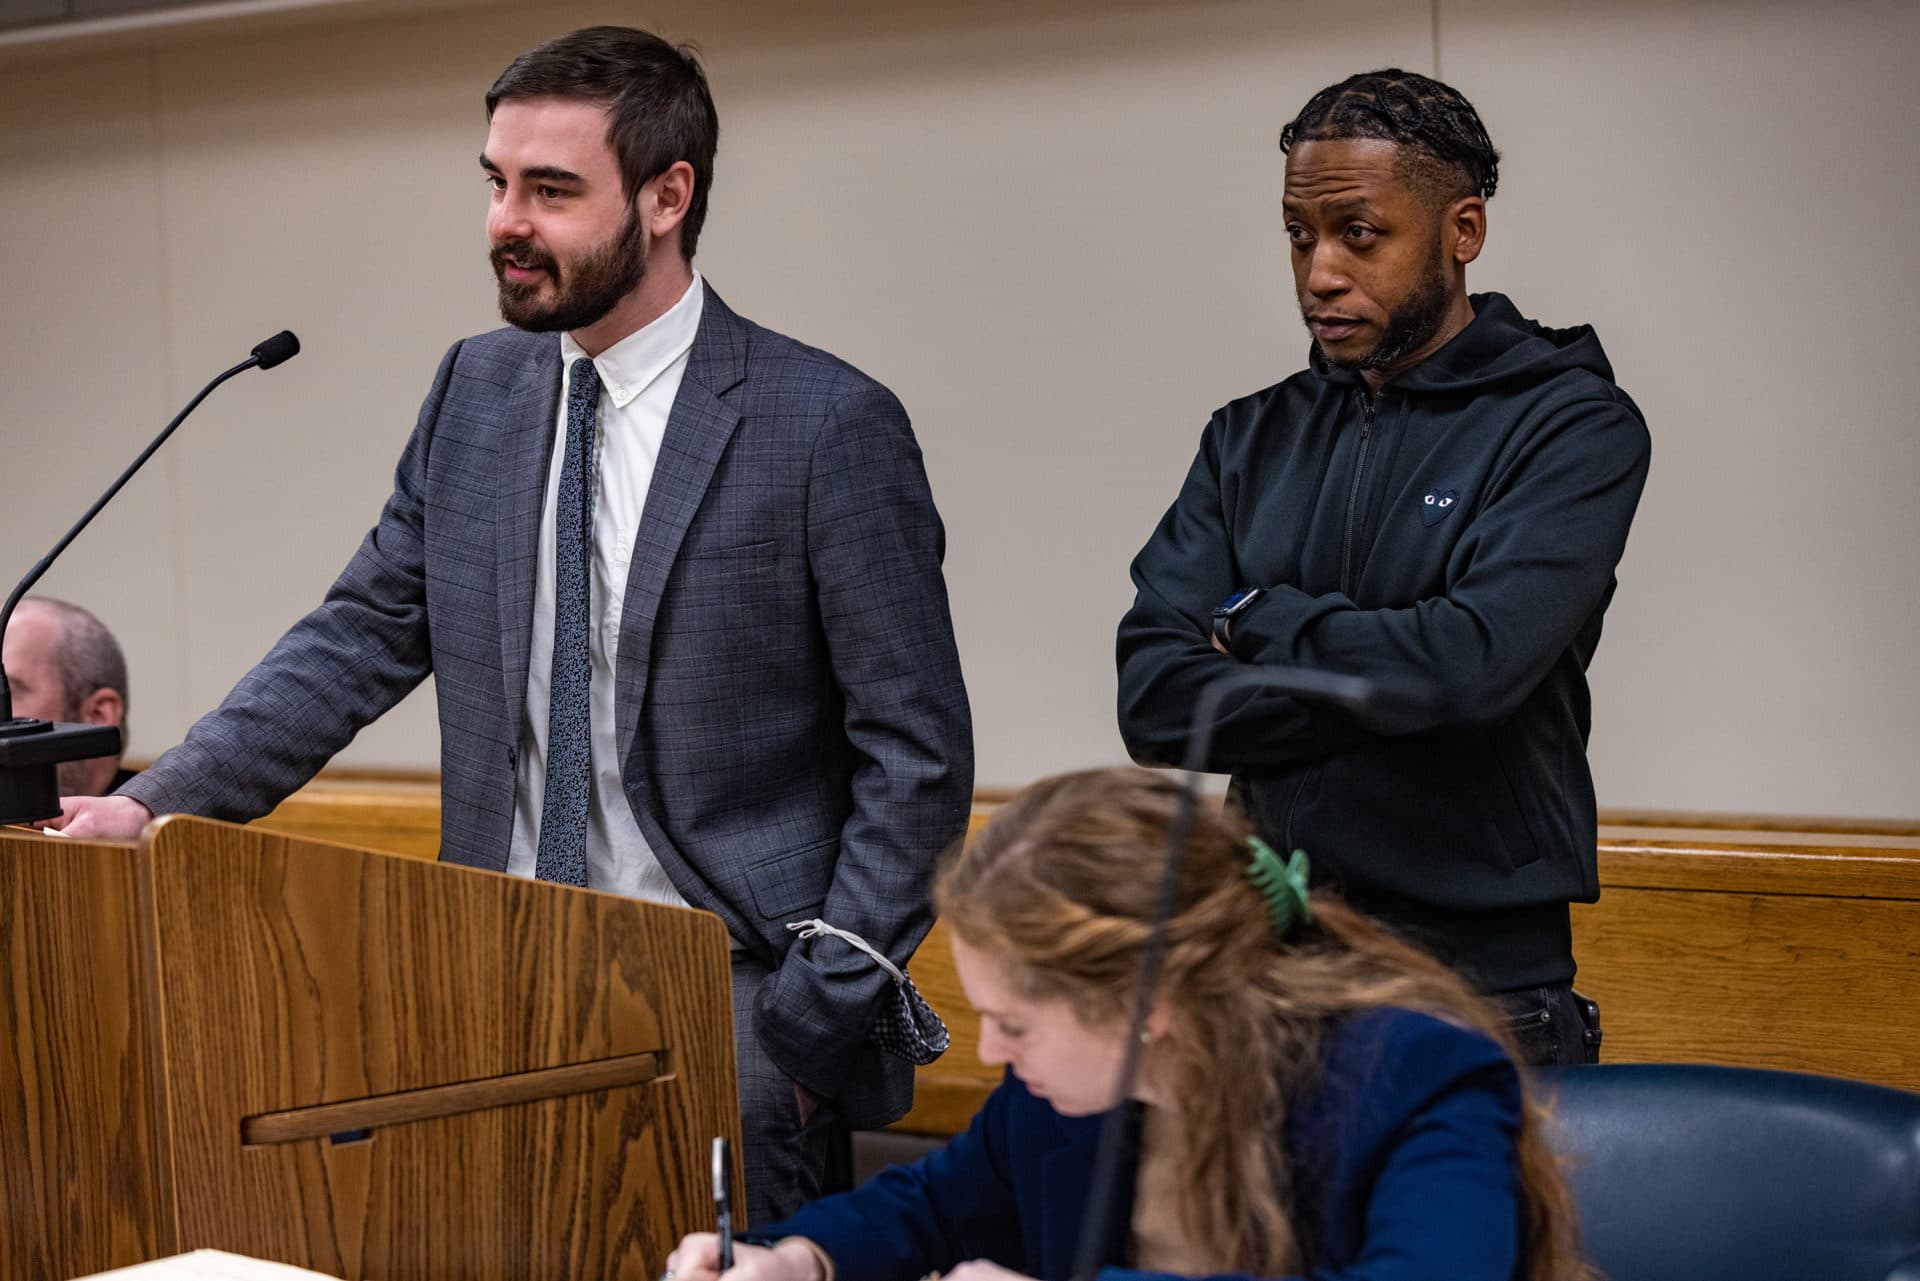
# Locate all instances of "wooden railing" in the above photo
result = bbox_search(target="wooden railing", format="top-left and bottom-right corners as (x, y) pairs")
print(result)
(1570, 821), (1920, 1090)
(256, 776), (442, 860)
(252, 777), (1920, 1134)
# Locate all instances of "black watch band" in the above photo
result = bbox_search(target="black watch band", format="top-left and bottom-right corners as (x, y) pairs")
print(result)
(1211, 586), (1266, 647)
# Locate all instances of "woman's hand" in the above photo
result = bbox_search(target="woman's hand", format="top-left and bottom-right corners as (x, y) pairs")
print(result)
(946, 1262), (1038, 1281)
(665, 1234), (826, 1281)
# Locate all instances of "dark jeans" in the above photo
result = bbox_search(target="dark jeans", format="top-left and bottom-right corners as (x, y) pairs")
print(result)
(1489, 983), (1602, 1067)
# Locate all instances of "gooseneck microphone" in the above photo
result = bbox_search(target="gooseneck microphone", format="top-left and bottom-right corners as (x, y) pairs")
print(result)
(1069, 665), (1383, 1281)
(0, 331), (301, 826)
(250, 330), (301, 370)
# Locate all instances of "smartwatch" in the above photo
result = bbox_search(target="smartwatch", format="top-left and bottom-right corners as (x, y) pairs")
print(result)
(1211, 586), (1266, 648)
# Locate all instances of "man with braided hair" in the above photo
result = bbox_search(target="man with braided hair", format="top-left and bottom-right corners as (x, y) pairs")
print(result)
(1117, 69), (1650, 1066)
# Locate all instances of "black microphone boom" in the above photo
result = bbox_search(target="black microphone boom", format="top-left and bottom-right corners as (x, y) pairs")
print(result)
(0, 331), (301, 826)
(1069, 665), (1383, 1281)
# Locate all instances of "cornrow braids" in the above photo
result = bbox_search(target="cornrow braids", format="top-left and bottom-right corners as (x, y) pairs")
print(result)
(1280, 69), (1499, 202)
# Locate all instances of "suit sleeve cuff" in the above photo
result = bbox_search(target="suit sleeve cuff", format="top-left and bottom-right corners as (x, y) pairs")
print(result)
(753, 966), (879, 1100)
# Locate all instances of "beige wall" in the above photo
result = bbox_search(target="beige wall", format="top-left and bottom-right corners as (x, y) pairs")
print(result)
(2, 0), (1914, 814)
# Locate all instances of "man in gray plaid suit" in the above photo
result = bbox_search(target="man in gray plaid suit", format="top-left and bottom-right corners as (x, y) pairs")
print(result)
(58, 27), (973, 1223)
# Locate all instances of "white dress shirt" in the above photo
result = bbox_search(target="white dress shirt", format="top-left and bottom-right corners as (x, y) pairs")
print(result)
(507, 272), (704, 904)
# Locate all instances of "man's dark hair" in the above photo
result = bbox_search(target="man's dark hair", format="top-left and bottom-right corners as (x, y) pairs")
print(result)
(486, 26), (720, 258)
(1279, 69), (1499, 203)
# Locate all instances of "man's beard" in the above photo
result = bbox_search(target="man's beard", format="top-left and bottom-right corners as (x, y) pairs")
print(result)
(56, 757), (101, 796)
(1317, 242), (1455, 373)
(53, 698), (113, 795)
(492, 211), (648, 333)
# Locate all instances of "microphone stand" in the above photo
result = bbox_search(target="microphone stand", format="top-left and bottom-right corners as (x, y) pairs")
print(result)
(0, 332), (300, 825)
(1067, 665), (1380, 1281)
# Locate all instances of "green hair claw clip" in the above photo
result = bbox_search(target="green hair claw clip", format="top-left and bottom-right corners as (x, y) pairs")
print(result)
(1245, 837), (1313, 940)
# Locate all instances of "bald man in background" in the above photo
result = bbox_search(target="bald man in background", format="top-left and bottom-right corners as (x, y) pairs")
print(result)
(2, 597), (135, 798)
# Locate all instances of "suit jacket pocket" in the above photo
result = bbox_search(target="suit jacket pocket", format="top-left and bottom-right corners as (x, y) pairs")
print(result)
(746, 837), (839, 920)
(678, 538), (779, 577)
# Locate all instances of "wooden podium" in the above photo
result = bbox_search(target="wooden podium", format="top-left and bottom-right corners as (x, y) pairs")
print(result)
(0, 816), (741, 1280)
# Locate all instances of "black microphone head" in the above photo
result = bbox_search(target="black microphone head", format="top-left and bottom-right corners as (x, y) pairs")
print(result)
(251, 330), (301, 370)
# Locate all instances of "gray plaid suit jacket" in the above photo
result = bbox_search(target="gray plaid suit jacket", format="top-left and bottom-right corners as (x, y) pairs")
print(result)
(121, 284), (974, 1127)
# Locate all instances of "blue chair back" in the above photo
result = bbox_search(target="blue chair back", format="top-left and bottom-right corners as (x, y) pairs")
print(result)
(1542, 1064), (1920, 1281)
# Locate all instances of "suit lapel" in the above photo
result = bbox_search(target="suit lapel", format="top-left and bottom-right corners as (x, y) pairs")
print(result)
(496, 337), (563, 718)
(614, 283), (750, 766)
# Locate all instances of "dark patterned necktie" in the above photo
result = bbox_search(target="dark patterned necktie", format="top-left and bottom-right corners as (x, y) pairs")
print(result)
(535, 357), (601, 887)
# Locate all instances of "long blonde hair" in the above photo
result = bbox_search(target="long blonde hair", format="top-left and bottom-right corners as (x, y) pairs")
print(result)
(935, 767), (1587, 1280)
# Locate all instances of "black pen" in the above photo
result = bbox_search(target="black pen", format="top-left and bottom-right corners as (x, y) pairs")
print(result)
(713, 1136), (734, 1272)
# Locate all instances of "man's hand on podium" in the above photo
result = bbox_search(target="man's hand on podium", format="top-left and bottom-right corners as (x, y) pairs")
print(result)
(668, 1235), (826, 1281)
(47, 794), (153, 841)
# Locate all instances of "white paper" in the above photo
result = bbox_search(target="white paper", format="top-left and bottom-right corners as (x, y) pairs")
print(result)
(70, 1249), (347, 1280)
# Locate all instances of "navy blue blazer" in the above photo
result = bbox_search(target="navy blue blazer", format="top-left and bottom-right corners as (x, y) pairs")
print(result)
(761, 1009), (1525, 1281)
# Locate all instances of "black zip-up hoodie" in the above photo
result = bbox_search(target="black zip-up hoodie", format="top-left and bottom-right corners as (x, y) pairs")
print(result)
(1117, 293), (1651, 990)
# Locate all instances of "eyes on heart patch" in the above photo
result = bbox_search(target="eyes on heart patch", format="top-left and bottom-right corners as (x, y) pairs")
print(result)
(1421, 488), (1458, 527)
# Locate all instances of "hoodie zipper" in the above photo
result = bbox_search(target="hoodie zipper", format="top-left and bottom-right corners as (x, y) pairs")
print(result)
(1284, 388), (1379, 852)
(1340, 388), (1378, 596)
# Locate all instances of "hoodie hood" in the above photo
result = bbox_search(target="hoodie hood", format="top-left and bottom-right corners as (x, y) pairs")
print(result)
(1309, 292), (1618, 395)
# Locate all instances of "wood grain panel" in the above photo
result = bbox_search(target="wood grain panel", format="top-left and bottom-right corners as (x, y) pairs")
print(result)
(1571, 835), (1920, 1093)
(1598, 827), (1920, 857)
(1592, 846), (1920, 896)
(143, 815), (739, 1279)
(241, 1051), (668, 1144)
(1598, 808), (1920, 837)
(253, 778), (443, 861)
(0, 828), (174, 1277)
(1572, 885), (1920, 1088)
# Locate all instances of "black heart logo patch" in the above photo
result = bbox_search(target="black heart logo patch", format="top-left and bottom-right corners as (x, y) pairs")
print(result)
(1421, 488), (1459, 527)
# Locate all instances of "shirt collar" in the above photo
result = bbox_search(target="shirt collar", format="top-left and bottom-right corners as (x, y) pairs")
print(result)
(560, 270), (705, 409)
